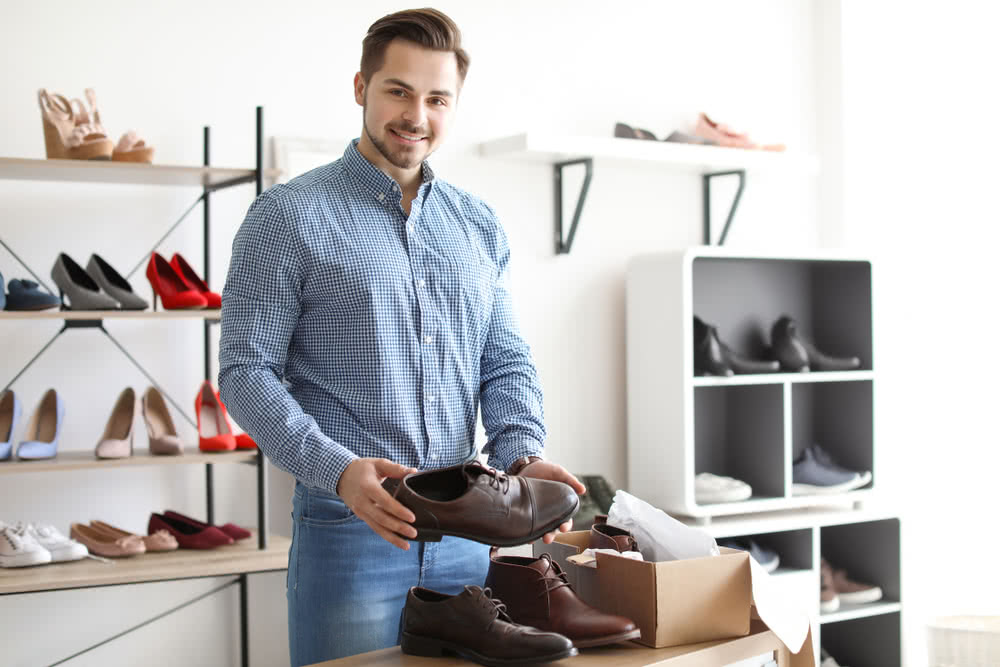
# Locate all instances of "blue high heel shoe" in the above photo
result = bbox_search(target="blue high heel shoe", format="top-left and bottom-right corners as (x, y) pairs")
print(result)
(0, 390), (22, 460)
(16, 389), (64, 460)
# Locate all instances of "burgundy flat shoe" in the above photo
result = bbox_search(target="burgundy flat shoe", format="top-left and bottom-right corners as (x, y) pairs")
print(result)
(163, 509), (251, 541)
(149, 512), (233, 549)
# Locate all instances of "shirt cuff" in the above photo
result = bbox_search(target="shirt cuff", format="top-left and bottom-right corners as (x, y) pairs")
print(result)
(312, 446), (359, 495)
(486, 439), (544, 473)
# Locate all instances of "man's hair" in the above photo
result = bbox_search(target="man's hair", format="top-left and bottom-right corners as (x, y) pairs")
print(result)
(360, 8), (470, 86)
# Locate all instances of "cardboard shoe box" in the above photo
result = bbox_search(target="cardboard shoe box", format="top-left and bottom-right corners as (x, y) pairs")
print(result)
(534, 531), (814, 666)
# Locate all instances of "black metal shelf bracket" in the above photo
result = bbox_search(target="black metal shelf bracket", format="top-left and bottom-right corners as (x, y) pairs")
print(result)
(702, 169), (746, 246)
(553, 157), (593, 254)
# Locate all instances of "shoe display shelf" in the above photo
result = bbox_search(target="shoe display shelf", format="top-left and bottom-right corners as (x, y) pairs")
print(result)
(477, 132), (818, 253)
(687, 507), (902, 667)
(0, 107), (283, 667)
(627, 246), (875, 522)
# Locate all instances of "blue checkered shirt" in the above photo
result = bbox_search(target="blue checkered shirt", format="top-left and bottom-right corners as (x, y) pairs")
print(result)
(218, 139), (545, 494)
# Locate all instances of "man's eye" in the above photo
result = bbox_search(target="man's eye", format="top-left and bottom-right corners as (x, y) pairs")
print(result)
(429, 98), (446, 106)
(390, 89), (405, 97)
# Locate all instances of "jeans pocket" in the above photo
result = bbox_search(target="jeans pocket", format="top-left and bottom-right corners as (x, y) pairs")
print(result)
(299, 487), (360, 527)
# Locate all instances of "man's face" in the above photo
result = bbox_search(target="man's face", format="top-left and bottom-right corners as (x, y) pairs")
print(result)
(356, 39), (460, 171)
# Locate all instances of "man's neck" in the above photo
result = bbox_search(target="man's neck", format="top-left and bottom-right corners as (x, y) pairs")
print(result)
(356, 133), (423, 192)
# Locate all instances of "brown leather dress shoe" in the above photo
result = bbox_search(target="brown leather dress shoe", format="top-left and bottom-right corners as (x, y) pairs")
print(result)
(383, 461), (579, 547)
(400, 585), (577, 666)
(590, 521), (640, 552)
(484, 552), (641, 648)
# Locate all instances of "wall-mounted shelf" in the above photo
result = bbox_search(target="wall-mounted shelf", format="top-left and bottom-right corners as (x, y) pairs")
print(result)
(0, 156), (280, 189)
(0, 309), (221, 321)
(692, 370), (874, 387)
(478, 133), (819, 253)
(0, 448), (259, 474)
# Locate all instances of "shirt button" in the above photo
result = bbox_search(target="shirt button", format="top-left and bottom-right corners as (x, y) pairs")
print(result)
(423, 335), (433, 344)
(417, 279), (426, 288)
(431, 453), (439, 460)
(407, 223), (415, 234)
(427, 395), (436, 403)
(378, 193), (385, 201)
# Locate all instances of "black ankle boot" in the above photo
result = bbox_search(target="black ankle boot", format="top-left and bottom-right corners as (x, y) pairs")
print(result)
(694, 317), (779, 376)
(770, 316), (861, 372)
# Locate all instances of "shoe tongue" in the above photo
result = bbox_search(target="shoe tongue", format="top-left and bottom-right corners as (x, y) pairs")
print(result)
(529, 554), (556, 576)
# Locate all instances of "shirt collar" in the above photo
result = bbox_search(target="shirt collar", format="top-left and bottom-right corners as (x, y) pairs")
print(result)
(343, 138), (435, 203)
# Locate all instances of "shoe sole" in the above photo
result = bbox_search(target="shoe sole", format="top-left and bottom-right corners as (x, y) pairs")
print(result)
(792, 475), (870, 495)
(837, 587), (883, 605)
(0, 550), (52, 567)
(412, 495), (581, 547)
(572, 628), (642, 648)
(695, 488), (753, 504)
(401, 631), (578, 666)
(820, 597), (840, 613)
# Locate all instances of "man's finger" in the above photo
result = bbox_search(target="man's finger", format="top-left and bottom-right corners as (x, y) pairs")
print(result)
(372, 485), (416, 523)
(370, 505), (418, 540)
(558, 519), (573, 533)
(542, 531), (556, 544)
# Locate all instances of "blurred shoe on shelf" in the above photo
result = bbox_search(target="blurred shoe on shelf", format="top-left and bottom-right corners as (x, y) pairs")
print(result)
(142, 386), (184, 456)
(234, 433), (257, 450)
(718, 538), (780, 573)
(1, 389), (22, 461)
(69, 88), (154, 164)
(614, 122), (658, 140)
(792, 445), (870, 495)
(145, 252), (208, 310)
(694, 316), (780, 376)
(823, 558), (883, 605)
(23, 523), (87, 562)
(695, 472), (752, 504)
(89, 520), (178, 552)
(820, 648), (848, 667)
(820, 562), (840, 613)
(169, 253), (221, 309)
(37, 89), (113, 160)
(86, 254), (148, 310)
(16, 388), (64, 460)
(4, 278), (61, 311)
(70, 522), (145, 557)
(149, 512), (233, 549)
(195, 380), (236, 452)
(95, 387), (136, 459)
(0, 521), (52, 567)
(770, 315), (861, 372)
(163, 510), (251, 541)
(693, 112), (785, 152)
(663, 130), (716, 145)
(51, 253), (120, 310)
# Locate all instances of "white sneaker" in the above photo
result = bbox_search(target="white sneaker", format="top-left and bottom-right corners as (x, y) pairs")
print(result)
(22, 522), (88, 562)
(695, 472), (753, 504)
(0, 521), (52, 567)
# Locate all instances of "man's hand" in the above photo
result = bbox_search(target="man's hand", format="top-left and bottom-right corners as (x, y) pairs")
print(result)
(337, 458), (418, 550)
(517, 460), (586, 544)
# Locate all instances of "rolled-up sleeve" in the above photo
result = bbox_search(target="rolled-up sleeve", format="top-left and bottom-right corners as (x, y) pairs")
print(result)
(218, 192), (357, 493)
(478, 222), (546, 471)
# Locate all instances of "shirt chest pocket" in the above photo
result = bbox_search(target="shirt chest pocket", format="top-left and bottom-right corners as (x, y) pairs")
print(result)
(415, 241), (497, 336)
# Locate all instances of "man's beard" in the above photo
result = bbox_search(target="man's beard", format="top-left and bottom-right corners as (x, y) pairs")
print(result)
(362, 100), (430, 170)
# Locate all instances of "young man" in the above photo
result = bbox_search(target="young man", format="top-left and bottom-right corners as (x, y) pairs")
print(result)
(218, 8), (585, 666)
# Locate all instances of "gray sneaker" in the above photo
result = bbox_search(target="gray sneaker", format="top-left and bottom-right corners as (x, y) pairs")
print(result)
(811, 444), (872, 486)
(792, 447), (868, 495)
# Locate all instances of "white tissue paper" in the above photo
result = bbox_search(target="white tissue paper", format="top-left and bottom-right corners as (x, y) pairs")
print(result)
(606, 489), (719, 562)
(578, 547), (644, 567)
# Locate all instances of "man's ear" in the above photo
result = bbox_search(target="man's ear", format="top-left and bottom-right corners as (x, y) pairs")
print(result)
(354, 72), (366, 106)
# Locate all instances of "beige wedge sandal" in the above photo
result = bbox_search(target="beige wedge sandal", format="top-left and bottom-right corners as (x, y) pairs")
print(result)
(71, 88), (154, 164)
(37, 89), (113, 160)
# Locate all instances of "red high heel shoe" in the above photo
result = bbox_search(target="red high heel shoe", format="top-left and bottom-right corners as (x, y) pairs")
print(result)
(195, 380), (236, 451)
(170, 253), (221, 309)
(146, 252), (208, 310)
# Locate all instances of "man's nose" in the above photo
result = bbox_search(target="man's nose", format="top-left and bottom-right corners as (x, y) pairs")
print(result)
(401, 97), (427, 128)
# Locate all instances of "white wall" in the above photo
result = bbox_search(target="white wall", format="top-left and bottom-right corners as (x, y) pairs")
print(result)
(838, 3), (1000, 666)
(1, 1), (964, 665)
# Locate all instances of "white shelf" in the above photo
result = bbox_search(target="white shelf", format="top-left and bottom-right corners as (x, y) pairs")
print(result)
(0, 448), (257, 475)
(692, 370), (874, 387)
(478, 133), (819, 172)
(0, 309), (221, 321)
(0, 157), (280, 188)
(820, 601), (902, 625)
(683, 505), (898, 538)
(684, 490), (872, 521)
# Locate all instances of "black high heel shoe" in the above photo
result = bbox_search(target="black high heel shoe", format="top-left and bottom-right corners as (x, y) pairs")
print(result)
(770, 315), (861, 372)
(693, 317), (780, 376)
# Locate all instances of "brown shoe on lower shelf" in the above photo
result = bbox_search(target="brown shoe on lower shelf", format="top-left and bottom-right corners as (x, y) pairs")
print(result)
(484, 552), (641, 648)
(823, 558), (883, 605)
(89, 520), (177, 552)
(400, 585), (577, 666)
(70, 522), (145, 557)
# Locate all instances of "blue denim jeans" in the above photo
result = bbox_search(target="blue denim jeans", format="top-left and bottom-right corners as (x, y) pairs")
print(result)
(287, 482), (490, 666)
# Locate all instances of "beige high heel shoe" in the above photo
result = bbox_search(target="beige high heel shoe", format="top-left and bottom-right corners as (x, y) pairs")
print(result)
(71, 88), (154, 164)
(37, 89), (113, 160)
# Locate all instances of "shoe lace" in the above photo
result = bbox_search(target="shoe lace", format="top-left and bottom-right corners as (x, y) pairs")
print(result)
(477, 465), (510, 494)
(534, 554), (573, 597)
(473, 586), (512, 629)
